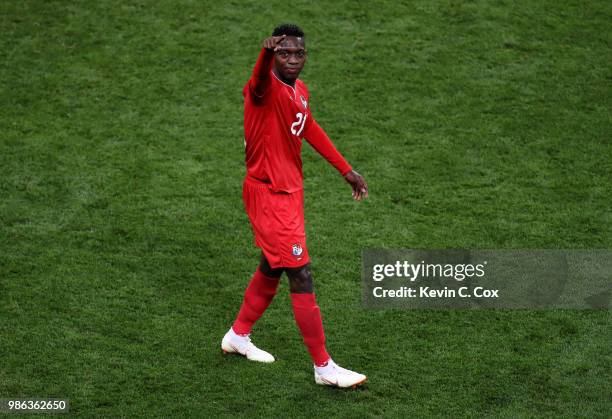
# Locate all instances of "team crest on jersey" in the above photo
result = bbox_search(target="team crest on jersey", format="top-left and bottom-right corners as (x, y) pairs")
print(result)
(300, 95), (308, 109)
(292, 244), (303, 257)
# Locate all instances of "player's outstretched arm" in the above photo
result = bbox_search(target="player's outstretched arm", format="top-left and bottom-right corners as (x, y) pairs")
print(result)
(344, 170), (369, 201)
(303, 120), (368, 201)
(250, 35), (286, 98)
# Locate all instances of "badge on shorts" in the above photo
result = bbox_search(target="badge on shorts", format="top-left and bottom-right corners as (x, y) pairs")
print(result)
(292, 244), (303, 257)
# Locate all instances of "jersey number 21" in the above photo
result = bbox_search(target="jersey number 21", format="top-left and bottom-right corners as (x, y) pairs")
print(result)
(291, 112), (307, 137)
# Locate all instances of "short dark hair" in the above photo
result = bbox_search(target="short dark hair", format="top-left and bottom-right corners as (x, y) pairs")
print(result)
(272, 23), (304, 38)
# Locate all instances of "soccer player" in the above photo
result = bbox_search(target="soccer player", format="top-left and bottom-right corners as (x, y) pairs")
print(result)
(221, 23), (368, 388)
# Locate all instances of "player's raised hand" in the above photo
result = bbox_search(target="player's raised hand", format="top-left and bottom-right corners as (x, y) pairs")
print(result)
(344, 170), (369, 201)
(262, 35), (287, 51)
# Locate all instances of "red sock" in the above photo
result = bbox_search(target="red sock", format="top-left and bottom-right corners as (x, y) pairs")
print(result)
(290, 293), (330, 366)
(232, 269), (280, 335)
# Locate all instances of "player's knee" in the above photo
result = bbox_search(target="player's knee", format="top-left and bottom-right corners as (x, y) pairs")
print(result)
(286, 264), (313, 293)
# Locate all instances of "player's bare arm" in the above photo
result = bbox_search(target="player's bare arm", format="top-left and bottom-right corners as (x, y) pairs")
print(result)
(344, 170), (369, 201)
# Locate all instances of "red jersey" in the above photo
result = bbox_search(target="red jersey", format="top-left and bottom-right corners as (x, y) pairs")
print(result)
(243, 48), (352, 193)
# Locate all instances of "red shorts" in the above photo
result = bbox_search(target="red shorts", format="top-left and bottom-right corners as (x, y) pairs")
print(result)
(243, 176), (310, 269)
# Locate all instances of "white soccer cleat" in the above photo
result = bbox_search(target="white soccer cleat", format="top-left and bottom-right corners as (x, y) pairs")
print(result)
(221, 328), (275, 363)
(314, 359), (367, 388)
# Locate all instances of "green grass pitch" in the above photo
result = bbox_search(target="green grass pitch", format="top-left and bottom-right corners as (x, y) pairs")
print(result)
(1, 1), (610, 417)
